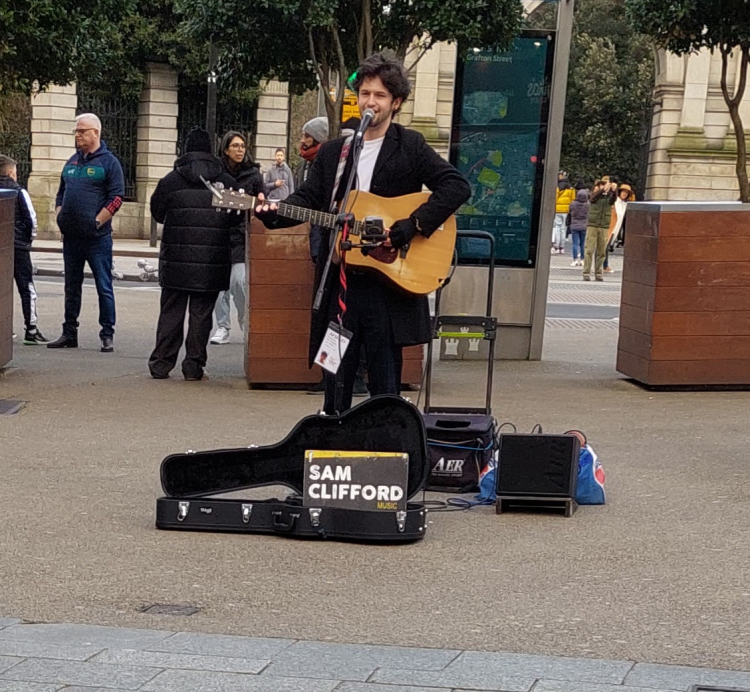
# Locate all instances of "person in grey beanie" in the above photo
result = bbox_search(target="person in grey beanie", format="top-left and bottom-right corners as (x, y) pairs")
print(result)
(295, 116), (329, 190)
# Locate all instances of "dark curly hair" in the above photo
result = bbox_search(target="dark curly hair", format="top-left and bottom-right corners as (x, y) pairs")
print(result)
(351, 53), (411, 115)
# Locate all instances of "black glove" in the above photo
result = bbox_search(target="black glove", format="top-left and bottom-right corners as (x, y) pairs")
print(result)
(389, 217), (419, 249)
(253, 204), (278, 227)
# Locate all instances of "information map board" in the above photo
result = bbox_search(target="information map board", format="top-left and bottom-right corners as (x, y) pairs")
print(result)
(450, 31), (556, 267)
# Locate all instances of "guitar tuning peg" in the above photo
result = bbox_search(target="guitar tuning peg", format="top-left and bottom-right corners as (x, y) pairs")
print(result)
(215, 182), (225, 190)
(238, 188), (245, 194)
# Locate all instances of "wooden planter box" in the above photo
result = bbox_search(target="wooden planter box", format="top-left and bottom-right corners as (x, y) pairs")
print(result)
(245, 217), (423, 388)
(0, 191), (15, 369)
(617, 201), (750, 387)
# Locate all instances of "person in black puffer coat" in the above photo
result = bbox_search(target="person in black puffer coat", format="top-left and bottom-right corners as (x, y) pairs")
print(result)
(210, 131), (263, 346)
(148, 128), (239, 381)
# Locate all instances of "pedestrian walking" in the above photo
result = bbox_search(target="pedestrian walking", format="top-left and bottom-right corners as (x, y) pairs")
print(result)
(263, 148), (294, 201)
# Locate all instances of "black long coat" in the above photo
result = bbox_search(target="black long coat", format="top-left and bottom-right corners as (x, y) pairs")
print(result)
(263, 122), (471, 366)
(150, 152), (239, 293)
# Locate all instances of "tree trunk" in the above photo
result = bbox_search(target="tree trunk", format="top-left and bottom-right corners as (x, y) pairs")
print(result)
(720, 45), (750, 203)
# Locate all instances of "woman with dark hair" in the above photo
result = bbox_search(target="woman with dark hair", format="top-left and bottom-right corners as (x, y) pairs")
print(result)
(210, 131), (263, 345)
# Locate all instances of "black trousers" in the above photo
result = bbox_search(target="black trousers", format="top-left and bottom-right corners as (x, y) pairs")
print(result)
(323, 273), (402, 415)
(13, 248), (37, 329)
(149, 288), (219, 379)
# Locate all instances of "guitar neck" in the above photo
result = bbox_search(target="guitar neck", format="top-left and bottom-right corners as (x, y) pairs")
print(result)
(276, 202), (363, 234)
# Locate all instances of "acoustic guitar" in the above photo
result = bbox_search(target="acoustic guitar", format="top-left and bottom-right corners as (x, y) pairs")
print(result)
(208, 186), (457, 295)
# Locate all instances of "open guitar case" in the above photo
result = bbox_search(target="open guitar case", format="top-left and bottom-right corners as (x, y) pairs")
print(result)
(156, 395), (430, 543)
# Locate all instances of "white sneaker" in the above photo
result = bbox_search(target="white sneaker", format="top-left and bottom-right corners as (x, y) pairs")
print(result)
(210, 327), (230, 344)
(570, 260), (578, 267)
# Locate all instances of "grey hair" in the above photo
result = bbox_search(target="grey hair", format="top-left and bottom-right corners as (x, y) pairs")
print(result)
(76, 113), (102, 133)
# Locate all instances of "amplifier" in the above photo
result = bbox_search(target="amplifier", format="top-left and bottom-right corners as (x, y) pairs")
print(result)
(496, 433), (580, 516)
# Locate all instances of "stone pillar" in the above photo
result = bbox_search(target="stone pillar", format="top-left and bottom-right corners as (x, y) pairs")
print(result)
(409, 44), (442, 151)
(134, 63), (179, 238)
(27, 84), (77, 239)
(254, 80), (290, 171)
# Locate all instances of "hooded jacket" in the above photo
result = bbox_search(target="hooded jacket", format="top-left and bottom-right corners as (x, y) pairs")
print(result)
(55, 141), (125, 239)
(150, 151), (239, 293)
(0, 176), (36, 250)
(223, 159), (263, 264)
(567, 189), (590, 232)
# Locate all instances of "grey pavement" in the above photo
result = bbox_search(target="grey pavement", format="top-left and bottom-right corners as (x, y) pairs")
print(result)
(0, 621), (749, 691)
(3, 247), (750, 686)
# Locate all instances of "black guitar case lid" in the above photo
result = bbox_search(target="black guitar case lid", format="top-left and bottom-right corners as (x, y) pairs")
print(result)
(160, 395), (429, 501)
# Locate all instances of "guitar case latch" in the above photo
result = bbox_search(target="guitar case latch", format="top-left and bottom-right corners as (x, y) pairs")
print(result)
(177, 501), (190, 522)
(308, 508), (322, 527)
(396, 510), (407, 533)
(241, 503), (253, 524)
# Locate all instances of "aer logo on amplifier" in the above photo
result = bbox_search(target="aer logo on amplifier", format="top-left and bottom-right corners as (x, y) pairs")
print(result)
(433, 457), (465, 476)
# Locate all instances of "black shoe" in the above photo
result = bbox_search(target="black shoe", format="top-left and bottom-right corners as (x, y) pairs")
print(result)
(24, 328), (50, 345)
(100, 337), (114, 352)
(47, 334), (78, 349)
(150, 371), (169, 380)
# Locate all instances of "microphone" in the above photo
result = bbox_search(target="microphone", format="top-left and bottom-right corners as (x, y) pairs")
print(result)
(355, 109), (375, 140)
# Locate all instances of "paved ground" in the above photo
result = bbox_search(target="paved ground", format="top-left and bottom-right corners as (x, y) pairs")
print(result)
(2, 247), (750, 688)
(2, 620), (750, 691)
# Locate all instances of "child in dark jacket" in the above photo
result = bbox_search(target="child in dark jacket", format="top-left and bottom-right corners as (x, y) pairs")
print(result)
(567, 188), (590, 266)
(0, 155), (48, 343)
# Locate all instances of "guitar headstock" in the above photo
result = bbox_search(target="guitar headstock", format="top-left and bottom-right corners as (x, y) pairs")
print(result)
(201, 177), (256, 212)
(211, 186), (256, 212)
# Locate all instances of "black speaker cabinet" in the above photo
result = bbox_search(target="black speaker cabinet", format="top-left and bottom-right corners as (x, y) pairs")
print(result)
(496, 434), (580, 517)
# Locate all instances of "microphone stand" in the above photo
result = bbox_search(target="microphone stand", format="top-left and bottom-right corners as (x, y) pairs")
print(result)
(323, 129), (367, 416)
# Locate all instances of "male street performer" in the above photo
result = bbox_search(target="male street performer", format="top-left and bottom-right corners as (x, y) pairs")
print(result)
(255, 53), (471, 413)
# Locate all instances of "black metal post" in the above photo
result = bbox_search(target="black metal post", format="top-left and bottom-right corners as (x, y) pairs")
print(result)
(206, 39), (219, 149)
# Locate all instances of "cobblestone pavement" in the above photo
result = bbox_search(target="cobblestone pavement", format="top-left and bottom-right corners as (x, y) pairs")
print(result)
(0, 619), (749, 691)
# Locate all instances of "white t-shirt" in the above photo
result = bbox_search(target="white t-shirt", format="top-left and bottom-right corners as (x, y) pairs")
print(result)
(356, 136), (385, 193)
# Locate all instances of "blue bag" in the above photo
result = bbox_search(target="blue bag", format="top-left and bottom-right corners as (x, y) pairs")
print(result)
(575, 444), (606, 505)
(475, 455), (497, 503)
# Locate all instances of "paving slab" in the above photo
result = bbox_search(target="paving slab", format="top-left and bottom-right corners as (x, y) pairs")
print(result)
(140, 669), (339, 691)
(0, 655), (23, 674)
(446, 651), (634, 684)
(147, 632), (295, 658)
(626, 662), (750, 690)
(0, 658), (161, 689)
(370, 668), (535, 691)
(0, 639), (102, 661)
(0, 620), (20, 630)
(336, 684), (455, 692)
(264, 641), (461, 680)
(0, 682), (61, 692)
(532, 680), (681, 692)
(0, 624), (173, 649)
(91, 647), (269, 673)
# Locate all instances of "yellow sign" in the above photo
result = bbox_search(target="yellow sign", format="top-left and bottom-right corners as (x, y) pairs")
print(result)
(330, 87), (360, 123)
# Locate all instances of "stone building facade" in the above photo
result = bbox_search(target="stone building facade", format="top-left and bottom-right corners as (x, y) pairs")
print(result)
(645, 47), (750, 201)
(27, 65), (294, 240)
